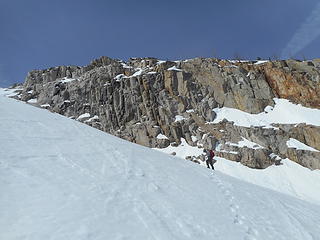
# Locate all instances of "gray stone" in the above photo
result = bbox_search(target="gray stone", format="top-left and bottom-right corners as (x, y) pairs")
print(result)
(15, 56), (320, 170)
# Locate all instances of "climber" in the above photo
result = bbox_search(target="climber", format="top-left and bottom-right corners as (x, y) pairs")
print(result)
(204, 149), (215, 170)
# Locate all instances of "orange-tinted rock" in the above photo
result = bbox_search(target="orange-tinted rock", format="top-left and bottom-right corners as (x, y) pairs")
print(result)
(243, 61), (320, 109)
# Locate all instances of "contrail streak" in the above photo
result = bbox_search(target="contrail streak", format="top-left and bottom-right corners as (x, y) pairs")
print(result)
(281, 2), (320, 59)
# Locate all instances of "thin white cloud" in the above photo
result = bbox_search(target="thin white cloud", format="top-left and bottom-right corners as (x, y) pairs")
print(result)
(281, 2), (320, 59)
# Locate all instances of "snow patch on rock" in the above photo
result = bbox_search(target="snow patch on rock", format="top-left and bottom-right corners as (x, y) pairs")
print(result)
(27, 98), (37, 104)
(40, 104), (51, 108)
(226, 137), (264, 149)
(212, 98), (320, 127)
(174, 115), (186, 122)
(156, 134), (169, 140)
(77, 113), (90, 120)
(286, 138), (319, 152)
(84, 115), (99, 123)
(167, 66), (182, 71)
(60, 78), (77, 83)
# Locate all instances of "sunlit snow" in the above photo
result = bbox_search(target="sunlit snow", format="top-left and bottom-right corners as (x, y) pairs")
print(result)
(155, 137), (320, 204)
(212, 98), (320, 127)
(77, 113), (90, 120)
(156, 134), (169, 140)
(1, 88), (320, 240)
(226, 137), (264, 149)
(27, 98), (37, 103)
(60, 78), (77, 83)
(167, 66), (182, 71)
(287, 138), (320, 152)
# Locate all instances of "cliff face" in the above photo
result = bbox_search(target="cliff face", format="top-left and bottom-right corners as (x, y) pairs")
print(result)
(16, 56), (320, 169)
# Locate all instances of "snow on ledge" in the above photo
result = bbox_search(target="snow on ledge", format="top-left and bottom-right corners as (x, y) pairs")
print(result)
(132, 68), (144, 77)
(157, 60), (166, 65)
(174, 115), (186, 122)
(211, 98), (320, 127)
(77, 113), (91, 120)
(270, 153), (282, 161)
(254, 60), (269, 65)
(156, 134), (169, 140)
(226, 137), (264, 149)
(40, 104), (51, 108)
(186, 109), (195, 113)
(167, 66), (182, 71)
(60, 78), (77, 83)
(114, 74), (126, 81)
(228, 60), (250, 63)
(219, 150), (239, 155)
(27, 98), (37, 104)
(286, 138), (319, 152)
(114, 68), (145, 81)
(147, 71), (157, 75)
(84, 115), (99, 123)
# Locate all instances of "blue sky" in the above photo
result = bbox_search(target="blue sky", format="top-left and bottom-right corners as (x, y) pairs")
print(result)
(1, 0), (320, 86)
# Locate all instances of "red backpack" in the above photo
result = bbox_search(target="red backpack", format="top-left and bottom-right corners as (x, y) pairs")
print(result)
(209, 150), (215, 158)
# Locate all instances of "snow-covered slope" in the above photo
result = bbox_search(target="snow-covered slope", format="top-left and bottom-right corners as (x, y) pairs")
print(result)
(1, 89), (320, 240)
(212, 98), (320, 127)
(155, 141), (320, 205)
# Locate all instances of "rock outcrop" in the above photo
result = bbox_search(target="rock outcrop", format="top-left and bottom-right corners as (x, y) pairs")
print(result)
(13, 56), (320, 169)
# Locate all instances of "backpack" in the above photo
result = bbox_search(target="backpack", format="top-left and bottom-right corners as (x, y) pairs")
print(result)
(209, 150), (215, 158)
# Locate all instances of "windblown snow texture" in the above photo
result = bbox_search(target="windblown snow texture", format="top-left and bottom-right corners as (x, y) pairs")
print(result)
(0, 89), (320, 240)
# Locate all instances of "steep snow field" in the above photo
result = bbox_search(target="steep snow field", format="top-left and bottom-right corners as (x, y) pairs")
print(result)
(155, 142), (320, 205)
(212, 98), (320, 127)
(1, 88), (320, 240)
(155, 97), (320, 205)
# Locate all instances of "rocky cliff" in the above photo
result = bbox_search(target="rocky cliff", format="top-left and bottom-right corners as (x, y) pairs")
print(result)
(13, 56), (320, 169)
